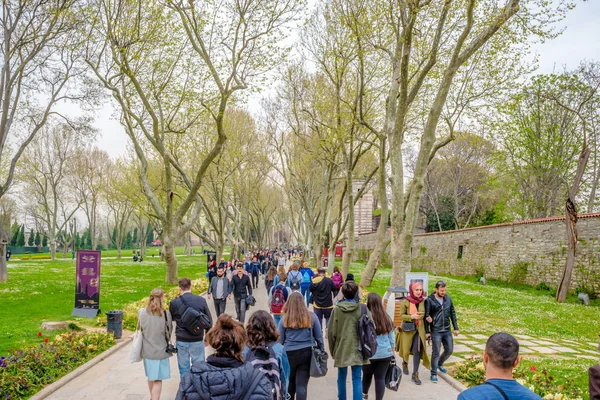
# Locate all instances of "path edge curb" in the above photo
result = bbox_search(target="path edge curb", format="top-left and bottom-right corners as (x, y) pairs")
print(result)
(29, 336), (132, 400)
(438, 371), (468, 392)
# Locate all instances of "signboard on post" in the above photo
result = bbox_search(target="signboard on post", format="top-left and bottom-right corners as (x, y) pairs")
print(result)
(72, 250), (101, 318)
(207, 251), (217, 272)
(405, 272), (429, 297)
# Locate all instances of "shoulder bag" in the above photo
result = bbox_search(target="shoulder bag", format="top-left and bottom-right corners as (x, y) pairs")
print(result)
(384, 359), (401, 391)
(129, 311), (143, 363)
(309, 324), (328, 377)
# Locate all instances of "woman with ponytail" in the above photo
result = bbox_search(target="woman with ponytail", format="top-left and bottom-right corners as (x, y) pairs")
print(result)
(176, 313), (275, 400)
(139, 288), (173, 400)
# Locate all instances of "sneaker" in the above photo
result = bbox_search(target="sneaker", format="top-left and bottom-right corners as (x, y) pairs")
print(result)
(438, 366), (447, 373)
(430, 375), (438, 383)
(402, 362), (409, 375)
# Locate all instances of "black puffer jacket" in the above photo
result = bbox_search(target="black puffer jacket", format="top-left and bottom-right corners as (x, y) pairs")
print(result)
(176, 355), (273, 400)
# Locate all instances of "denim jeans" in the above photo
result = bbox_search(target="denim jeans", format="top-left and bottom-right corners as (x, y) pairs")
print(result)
(431, 331), (454, 375)
(301, 286), (310, 306)
(234, 296), (247, 323)
(313, 307), (332, 331)
(213, 298), (227, 318)
(337, 365), (362, 400)
(273, 313), (282, 328)
(176, 340), (205, 379)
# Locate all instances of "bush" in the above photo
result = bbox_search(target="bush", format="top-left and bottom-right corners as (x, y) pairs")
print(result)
(452, 356), (583, 399)
(508, 261), (529, 284)
(95, 278), (209, 331)
(535, 282), (552, 291)
(0, 331), (115, 399)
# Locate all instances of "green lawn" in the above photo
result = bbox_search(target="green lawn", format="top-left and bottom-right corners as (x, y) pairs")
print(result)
(0, 255), (208, 355)
(11, 246), (231, 260)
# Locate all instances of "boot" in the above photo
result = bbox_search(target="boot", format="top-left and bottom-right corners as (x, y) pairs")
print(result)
(402, 361), (409, 375)
(412, 372), (422, 385)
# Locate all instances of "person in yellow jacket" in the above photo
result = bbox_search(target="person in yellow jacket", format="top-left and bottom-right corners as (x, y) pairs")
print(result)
(396, 281), (430, 385)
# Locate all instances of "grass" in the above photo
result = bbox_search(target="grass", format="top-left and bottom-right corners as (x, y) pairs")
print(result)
(11, 245), (232, 260)
(0, 255), (208, 355)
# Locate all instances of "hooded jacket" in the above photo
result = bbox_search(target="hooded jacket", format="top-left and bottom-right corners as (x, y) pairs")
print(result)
(328, 300), (371, 368)
(176, 355), (273, 400)
(309, 275), (336, 308)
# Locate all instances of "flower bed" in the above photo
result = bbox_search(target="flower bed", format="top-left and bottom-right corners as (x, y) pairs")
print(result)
(95, 278), (209, 331)
(0, 331), (115, 399)
(452, 355), (584, 400)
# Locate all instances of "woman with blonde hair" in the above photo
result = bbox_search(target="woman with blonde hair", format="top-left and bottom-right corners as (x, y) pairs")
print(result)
(287, 262), (303, 292)
(278, 292), (323, 400)
(139, 288), (173, 400)
(273, 265), (287, 286)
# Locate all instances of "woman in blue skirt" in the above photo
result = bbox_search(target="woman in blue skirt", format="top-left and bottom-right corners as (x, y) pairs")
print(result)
(139, 288), (173, 400)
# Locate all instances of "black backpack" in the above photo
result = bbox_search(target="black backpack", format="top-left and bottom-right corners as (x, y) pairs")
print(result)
(289, 271), (301, 291)
(176, 295), (211, 336)
(245, 343), (283, 400)
(357, 304), (378, 359)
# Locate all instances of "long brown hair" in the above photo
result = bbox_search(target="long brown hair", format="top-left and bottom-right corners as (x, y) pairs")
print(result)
(266, 266), (277, 281)
(246, 310), (280, 347)
(146, 288), (165, 316)
(366, 292), (393, 335)
(205, 314), (247, 362)
(283, 292), (312, 329)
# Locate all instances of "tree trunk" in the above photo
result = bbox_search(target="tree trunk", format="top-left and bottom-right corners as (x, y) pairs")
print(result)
(140, 240), (146, 257)
(49, 239), (57, 261)
(163, 235), (178, 284)
(361, 138), (389, 287)
(0, 225), (8, 281)
(117, 246), (122, 258)
(557, 199), (577, 302)
(217, 240), (224, 264)
(184, 232), (192, 256)
(342, 176), (354, 277)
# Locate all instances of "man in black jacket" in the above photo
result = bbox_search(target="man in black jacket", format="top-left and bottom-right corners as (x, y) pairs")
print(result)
(425, 280), (459, 383)
(231, 262), (253, 323)
(309, 267), (337, 331)
(169, 277), (213, 379)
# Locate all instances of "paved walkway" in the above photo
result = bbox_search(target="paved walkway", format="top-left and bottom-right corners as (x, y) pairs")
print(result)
(46, 273), (460, 400)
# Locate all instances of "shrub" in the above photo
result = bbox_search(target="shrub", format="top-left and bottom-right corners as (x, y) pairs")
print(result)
(508, 261), (529, 284)
(535, 282), (552, 291)
(474, 265), (485, 279)
(452, 356), (583, 399)
(0, 331), (115, 399)
(96, 278), (208, 331)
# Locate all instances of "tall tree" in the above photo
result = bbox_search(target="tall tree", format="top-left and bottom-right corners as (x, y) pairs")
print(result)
(0, 0), (84, 281)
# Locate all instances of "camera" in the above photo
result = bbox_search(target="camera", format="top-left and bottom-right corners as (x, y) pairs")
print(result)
(166, 344), (178, 354)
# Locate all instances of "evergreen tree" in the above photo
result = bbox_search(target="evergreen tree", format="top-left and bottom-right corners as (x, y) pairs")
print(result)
(42, 234), (48, 247)
(125, 231), (133, 249)
(17, 225), (25, 247)
(74, 232), (81, 249)
(10, 226), (19, 246)
(132, 227), (138, 246)
(85, 230), (92, 249)
(34, 231), (41, 247)
(146, 223), (153, 245)
(111, 227), (117, 249)
(97, 232), (104, 250)
(28, 229), (34, 246)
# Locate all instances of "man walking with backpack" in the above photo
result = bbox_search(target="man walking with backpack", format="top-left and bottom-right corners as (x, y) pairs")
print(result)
(299, 262), (314, 307)
(169, 277), (213, 379)
(287, 262), (303, 293)
(269, 273), (292, 327)
(328, 281), (375, 400)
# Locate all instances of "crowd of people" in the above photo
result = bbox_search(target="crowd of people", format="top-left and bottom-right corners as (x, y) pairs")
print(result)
(134, 248), (589, 400)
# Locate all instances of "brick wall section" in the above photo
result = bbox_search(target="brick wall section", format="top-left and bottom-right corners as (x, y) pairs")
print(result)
(355, 213), (600, 293)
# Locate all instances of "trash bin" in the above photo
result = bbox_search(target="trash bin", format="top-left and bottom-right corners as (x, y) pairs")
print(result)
(106, 310), (124, 339)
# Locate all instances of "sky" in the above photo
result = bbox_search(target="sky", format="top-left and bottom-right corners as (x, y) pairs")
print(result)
(92, 1), (600, 160)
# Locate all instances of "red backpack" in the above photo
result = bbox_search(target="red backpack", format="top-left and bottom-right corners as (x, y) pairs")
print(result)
(271, 285), (286, 314)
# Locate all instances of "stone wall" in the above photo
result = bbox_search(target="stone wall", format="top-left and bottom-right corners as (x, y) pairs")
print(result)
(355, 213), (600, 293)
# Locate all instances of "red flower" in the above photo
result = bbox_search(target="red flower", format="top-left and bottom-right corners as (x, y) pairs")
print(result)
(530, 366), (537, 371)
(37, 332), (42, 337)
(44, 338), (49, 343)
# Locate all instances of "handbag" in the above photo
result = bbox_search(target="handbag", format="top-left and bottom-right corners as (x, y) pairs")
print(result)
(164, 312), (177, 354)
(129, 316), (143, 363)
(385, 359), (401, 391)
(309, 326), (328, 377)
(401, 321), (416, 332)
(245, 295), (256, 307)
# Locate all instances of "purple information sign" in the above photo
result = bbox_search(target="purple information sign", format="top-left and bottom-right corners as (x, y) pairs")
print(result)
(74, 250), (101, 311)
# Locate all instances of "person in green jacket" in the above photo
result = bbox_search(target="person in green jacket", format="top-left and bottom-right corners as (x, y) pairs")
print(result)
(396, 281), (431, 385)
(328, 281), (370, 400)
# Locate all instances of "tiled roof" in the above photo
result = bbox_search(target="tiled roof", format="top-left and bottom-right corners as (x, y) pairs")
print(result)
(413, 212), (600, 237)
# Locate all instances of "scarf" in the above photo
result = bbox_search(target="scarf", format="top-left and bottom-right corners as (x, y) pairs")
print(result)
(406, 282), (424, 327)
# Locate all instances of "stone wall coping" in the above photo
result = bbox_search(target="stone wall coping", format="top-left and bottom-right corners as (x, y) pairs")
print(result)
(409, 212), (600, 237)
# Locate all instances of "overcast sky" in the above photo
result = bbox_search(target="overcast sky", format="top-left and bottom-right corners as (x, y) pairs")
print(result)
(92, 1), (600, 160)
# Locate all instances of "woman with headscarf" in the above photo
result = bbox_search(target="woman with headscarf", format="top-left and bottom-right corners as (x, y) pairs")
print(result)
(396, 281), (430, 385)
